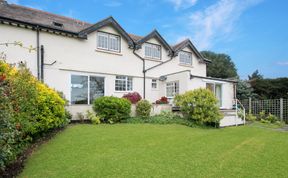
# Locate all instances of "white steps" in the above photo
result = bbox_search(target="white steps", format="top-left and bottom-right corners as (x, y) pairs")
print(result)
(220, 109), (245, 127)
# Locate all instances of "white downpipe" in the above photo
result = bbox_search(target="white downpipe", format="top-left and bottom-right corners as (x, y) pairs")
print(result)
(235, 99), (238, 126)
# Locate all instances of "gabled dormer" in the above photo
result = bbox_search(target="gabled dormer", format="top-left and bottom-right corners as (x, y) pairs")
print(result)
(133, 30), (173, 61)
(172, 39), (210, 64)
(79, 16), (134, 54)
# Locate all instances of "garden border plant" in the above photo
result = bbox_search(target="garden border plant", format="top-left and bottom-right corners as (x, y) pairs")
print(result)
(0, 60), (70, 176)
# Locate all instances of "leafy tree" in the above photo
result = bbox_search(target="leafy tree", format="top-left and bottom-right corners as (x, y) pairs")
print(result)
(248, 70), (263, 80)
(201, 51), (238, 79)
(250, 78), (288, 99)
(236, 80), (258, 100)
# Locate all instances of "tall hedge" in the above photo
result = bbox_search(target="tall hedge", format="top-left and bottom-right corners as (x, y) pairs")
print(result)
(0, 60), (68, 171)
(174, 88), (223, 125)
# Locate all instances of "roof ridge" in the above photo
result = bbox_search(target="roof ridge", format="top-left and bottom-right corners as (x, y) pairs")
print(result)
(9, 3), (92, 25)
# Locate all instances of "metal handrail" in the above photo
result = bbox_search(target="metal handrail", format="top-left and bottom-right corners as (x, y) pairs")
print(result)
(235, 99), (246, 125)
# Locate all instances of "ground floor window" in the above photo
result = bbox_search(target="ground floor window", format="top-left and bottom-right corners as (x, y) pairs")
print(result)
(166, 81), (179, 98)
(71, 75), (104, 104)
(152, 79), (157, 89)
(206, 83), (222, 107)
(115, 76), (133, 91)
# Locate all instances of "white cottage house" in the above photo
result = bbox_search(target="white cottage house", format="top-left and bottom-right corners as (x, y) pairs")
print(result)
(0, 1), (244, 126)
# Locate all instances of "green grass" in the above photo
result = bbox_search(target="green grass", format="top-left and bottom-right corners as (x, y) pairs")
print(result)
(20, 124), (288, 178)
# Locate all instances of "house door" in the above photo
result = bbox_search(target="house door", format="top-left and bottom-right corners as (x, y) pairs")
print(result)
(215, 84), (222, 107)
(206, 83), (222, 107)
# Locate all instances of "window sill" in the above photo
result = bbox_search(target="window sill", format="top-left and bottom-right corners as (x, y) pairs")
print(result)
(95, 49), (123, 56)
(114, 91), (133, 93)
(144, 57), (162, 62)
(179, 64), (193, 67)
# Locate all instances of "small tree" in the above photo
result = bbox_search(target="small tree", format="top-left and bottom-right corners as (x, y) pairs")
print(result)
(174, 89), (223, 125)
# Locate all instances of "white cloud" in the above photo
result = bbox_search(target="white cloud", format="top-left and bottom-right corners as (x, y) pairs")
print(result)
(168, 0), (198, 10)
(7, 0), (19, 4)
(277, 61), (288, 66)
(104, 1), (123, 7)
(179, 0), (263, 49)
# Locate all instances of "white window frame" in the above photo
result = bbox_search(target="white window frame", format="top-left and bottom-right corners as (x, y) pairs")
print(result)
(151, 79), (158, 89)
(115, 76), (133, 92)
(97, 31), (120, 52)
(179, 51), (192, 66)
(166, 81), (179, 98)
(206, 82), (223, 107)
(70, 74), (105, 105)
(144, 43), (161, 60)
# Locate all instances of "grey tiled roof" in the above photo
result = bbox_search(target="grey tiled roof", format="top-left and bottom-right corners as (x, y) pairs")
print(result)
(0, 0), (206, 61)
(128, 33), (143, 42)
(0, 1), (92, 33)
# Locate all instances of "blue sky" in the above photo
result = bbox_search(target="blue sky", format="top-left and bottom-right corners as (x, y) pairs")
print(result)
(8, 0), (288, 79)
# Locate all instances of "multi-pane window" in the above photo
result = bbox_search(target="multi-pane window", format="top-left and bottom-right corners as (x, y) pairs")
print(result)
(179, 51), (192, 65)
(71, 75), (104, 105)
(144, 43), (161, 59)
(166, 81), (179, 98)
(152, 79), (157, 89)
(97, 32), (120, 52)
(115, 76), (133, 91)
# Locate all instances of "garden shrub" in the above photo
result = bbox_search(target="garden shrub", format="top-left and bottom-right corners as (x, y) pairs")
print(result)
(266, 113), (278, 123)
(93, 96), (131, 123)
(174, 88), (223, 125)
(86, 110), (101, 125)
(136, 100), (152, 118)
(122, 92), (142, 104)
(258, 110), (266, 121)
(246, 113), (257, 121)
(155, 96), (169, 104)
(0, 60), (68, 171)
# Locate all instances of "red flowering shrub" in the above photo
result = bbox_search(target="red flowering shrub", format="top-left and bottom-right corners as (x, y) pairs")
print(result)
(156, 96), (169, 104)
(122, 92), (142, 104)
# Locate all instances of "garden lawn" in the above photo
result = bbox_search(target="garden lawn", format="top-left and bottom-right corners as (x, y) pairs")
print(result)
(20, 124), (288, 178)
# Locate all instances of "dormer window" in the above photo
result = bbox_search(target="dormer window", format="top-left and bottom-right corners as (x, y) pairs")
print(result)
(144, 43), (161, 60)
(97, 32), (120, 53)
(179, 51), (192, 66)
(52, 22), (63, 28)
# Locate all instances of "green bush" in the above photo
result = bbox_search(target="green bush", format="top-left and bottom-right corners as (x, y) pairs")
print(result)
(265, 113), (279, 123)
(0, 60), (68, 171)
(93, 96), (131, 123)
(86, 110), (101, 125)
(174, 88), (223, 125)
(258, 110), (266, 121)
(246, 113), (257, 121)
(136, 100), (152, 118)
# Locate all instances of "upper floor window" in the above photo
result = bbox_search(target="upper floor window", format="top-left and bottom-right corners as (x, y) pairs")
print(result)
(97, 32), (120, 52)
(115, 76), (133, 91)
(179, 51), (192, 65)
(144, 43), (161, 59)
